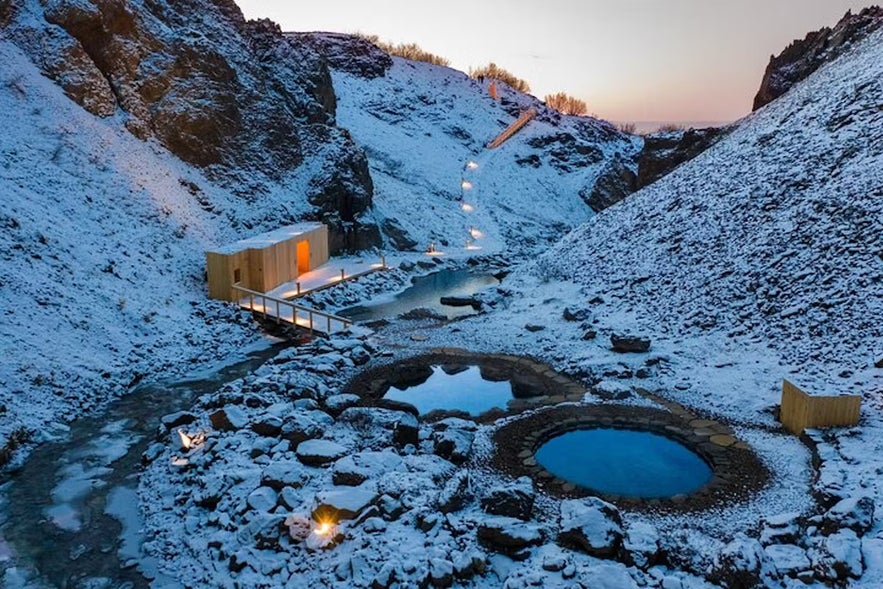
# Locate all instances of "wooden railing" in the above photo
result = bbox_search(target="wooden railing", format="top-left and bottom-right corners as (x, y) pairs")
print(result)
(232, 285), (352, 335)
(487, 108), (538, 149)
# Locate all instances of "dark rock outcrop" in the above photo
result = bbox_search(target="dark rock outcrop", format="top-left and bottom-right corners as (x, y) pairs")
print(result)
(753, 7), (883, 111)
(580, 154), (637, 212)
(636, 127), (729, 189)
(288, 32), (393, 79)
(2, 0), (381, 251)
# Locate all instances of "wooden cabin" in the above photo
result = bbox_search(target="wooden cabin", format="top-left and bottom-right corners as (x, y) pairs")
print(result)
(206, 223), (329, 302)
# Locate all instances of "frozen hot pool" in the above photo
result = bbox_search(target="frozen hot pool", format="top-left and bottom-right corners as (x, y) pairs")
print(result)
(382, 365), (539, 417)
(535, 429), (712, 498)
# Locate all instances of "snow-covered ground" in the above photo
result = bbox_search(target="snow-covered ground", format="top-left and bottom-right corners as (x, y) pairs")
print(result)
(130, 27), (883, 589)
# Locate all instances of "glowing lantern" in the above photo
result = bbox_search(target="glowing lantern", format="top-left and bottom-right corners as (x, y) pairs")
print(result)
(466, 161), (478, 170)
(461, 203), (474, 212)
(461, 180), (473, 190)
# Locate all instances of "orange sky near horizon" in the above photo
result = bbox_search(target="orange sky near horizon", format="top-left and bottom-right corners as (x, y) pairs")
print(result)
(236, 0), (873, 125)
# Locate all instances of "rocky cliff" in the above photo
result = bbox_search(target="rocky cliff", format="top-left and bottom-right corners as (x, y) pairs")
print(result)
(636, 126), (729, 190)
(1, 0), (379, 250)
(753, 6), (883, 111)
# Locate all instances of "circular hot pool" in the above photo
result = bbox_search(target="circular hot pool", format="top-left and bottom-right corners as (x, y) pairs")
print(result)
(535, 428), (712, 498)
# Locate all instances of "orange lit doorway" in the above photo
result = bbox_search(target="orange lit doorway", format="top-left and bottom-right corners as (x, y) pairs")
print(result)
(296, 240), (310, 274)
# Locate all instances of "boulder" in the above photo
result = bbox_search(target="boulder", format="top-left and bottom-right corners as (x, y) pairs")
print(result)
(592, 380), (632, 401)
(432, 428), (475, 465)
(622, 522), (661, 569)
(246, 486), (278, 512)
(295, 439), (348, 466)
(160, 411), (196, 431)
(209, 406), (249, 431)
(480, 477), (535, 521)
(251, 415), (283, 437)
(338, 407), (419, 448)
(280, 413), (326, 446)
(440, 296), (482, 310)
(562, 307), (591, 322)
(477, 517), (544, 557)
(820, 495), (875, 536)
(610, 334), (651, 353)
(760, 512), (802, 545)
(261, 461), (310, 491)
(524, 324), (546, 332)
(437, 470), (472, 514)
(764, 544), (810, 577)
(557, 497), (623, 558)
(331, 450), (404, 486)
(709, 534), (767, 589)
(429, 558), (454, 588)
(324, 394), (362, 417)
(814, 529), (864, 581)
(312, 482), (379, 521)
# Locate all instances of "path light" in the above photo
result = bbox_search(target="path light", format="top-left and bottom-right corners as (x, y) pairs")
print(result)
(461, 203), (474, 212)
(470, 227), (484, 239)
(461, 180), (473, 190)
(466, 161), (478, 170)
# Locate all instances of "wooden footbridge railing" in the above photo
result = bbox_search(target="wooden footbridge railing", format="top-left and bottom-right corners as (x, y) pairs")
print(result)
(487, 108), (538, 149)
(232, 285), (352, 335)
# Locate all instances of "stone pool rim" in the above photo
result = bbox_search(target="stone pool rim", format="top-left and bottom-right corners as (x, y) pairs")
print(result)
(342, 348), (586, 423)
(492, 404), (770, 513)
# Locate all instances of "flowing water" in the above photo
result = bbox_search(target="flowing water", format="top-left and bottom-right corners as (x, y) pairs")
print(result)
(339, 269), (499, 322)
(0, 340), (288, 588)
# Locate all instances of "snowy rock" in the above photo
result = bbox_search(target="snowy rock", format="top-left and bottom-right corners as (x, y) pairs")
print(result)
(593, 380), (633, 401)
(764, 544), (810, 577)
(324, 393), (362, 416)
(260, 461), (310, 490)
(709, 534), (767, 589)
(875, 355), (883, 369)
(295, 439), (348, 466)
(210, 406), (249, 431)
(284, 513), (312, 542)
(820, 495), (875, 536)
(431, 428), (474, 465)
(480, 476), (535, 520)
(312, 482), (379, 521)
(524, 324), (546, 332)
(429, 558), (454, 587)
(247, 486), (279, 513)
(610, 334), (651, 353)
(562, 307), (591, 322)
(330, 450), (403, 486)
(280, 413), (326, 446)
(251, 416), (283, 437)
(814, 528), (864, 581)
(557, 497), (623, 558)
(622, 521), (661, 569)
(338, 407), (419, 448)
(760, 512), (802, 545)
(437, 470), (472, 514)
(161, 411), (197, 431)
(477, 517), (545, 557)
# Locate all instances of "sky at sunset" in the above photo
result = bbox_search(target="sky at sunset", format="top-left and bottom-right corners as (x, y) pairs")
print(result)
(236, 0), (873, 125)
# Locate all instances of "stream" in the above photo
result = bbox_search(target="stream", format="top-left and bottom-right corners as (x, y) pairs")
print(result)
(0, 340), (288, 589)
(338, 268), (500, 322)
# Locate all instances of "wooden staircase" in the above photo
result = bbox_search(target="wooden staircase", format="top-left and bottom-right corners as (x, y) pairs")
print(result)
(486, 108), (537, 149)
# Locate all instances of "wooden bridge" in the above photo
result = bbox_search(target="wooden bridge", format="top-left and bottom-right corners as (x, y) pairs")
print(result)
(233, 285), (352, 335)
(487, 108), (537, 149)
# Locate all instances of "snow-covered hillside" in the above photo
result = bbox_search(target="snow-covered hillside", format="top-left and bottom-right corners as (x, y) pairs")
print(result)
(323, 37), (641, 254)
(0, 39), (272, 447)
(542, 27), (883, 395)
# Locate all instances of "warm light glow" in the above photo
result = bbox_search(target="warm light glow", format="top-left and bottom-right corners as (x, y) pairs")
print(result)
(461, 203), (474, 212)
(315, 521), (334, 537)
(461, 180), (473, 190)
(466, 161), (478, 170)
(470, 227), (484, 239)
(426, 251), (445, 257)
